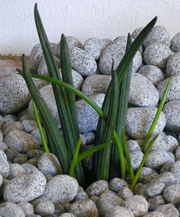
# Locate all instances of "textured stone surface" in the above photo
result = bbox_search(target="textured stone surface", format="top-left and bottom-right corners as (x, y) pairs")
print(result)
(85, 180), (109, 197)
(129, 73), (159, 106)
(7, 163), (26, 179)
(74, 186), (89, 202)
(126, 140), (141, 152)
(109, 177), (129, 193)
(17, 201), (34, 216)
(0, 150), (9, 178)
(148, 195), (165, 211)
(117, 186), (134, 200)
(170, 32), (180, 53)
(21, 119), (38, 133)
(29, 43), (43, 72)
(143, 211), (165, 217)
(3, 121), (24, 137)
(105, 206), (134, 217)
(35, 200), (55, 216)
(0, 202), (25, 217)
(163, 184), (180, 204)
(146, 182), (166, 197)
(125, 107), (166, 139)
(155, 203), (179, 217)
(166, 52), (180, 76)
(125, 150), (144, 171)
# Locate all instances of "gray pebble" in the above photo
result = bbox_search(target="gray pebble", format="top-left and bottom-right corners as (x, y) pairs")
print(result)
(29, 44), (43, 72)
(70, 47), (97, 76)
(146, 182), (165, 197)
(7, 163), (26, 179)
(26, 149), (44, 160)
(117, 186), (134, 200)
(17, 202), (34, 216)
(138, 167), (156, 182)
(82, 132), (95, 144)
(167, 135), (179, 152)
(0, 141), (8, 151)
(170, 32), (180, 52)
(109, 177), (129, 193)
(125, 195), (149, 216)
(5, 148), (19, 162)
(138, 65), (164, 86)
(166, 152), (175, 164)
(43, 175), (78, 203)
(105, 206), (134, 217)
(150, 172), (176, 187)
(143, 173), (159, 184)
(14, 153), (28, 164)
(126, 140), (141, 152)
(21, 163), (39, 174)
(148, 195), (165, 211)
(0, 202), (25, 217)
(21, 119), (37, 133)
(125, 150), (144, 171)
(132, 27), (143, 39)
(73, 186), (89, 202)
(3, 114), (17, 124)
(82, 74), (111, 96)
(59, 213), (75, 217)
(143, 43), (172, 69)
(3, 121), (24, 137)
(85, 180), (109, 197)
(0, 116), (4, 128)
(0, 150), (9, 178)
(35, 200), (55, 216)
(166, 52), (180, 76)
(0, 130), (3, 142)
(175, 146), (180, 160)
(30, 127), (47, 145)
(125, 107), (166, 139)
(143, 211), (165, 217)
(155, 203), (179, 217)
(163, 184), (180, 204)
(0, 174), (3, 188)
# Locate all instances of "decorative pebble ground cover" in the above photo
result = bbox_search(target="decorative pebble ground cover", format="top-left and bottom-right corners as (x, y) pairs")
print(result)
(1, 26), (180, 216)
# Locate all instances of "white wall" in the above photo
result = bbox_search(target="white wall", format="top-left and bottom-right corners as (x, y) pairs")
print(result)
(1, 0), (180, 55)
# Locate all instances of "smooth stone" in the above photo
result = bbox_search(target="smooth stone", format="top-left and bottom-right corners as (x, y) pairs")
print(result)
(148, 195), (165, 211)
(137, 65), (164, 86)
(43, 175), (78, 203)
(4, 170), (46, 203)
(125, 150), (144, 171)
(175, 147), (180, 160)
(143, 26), (170, 48)
(35, 200), (55, 216)
(4, 130), (40, 153)
(70, 47), (97, 76)
(0, 74), (47, 114)
(126, 140), (141, 152)
(163, 100), (180, 133)
(170, 32), (180, 52)
(82, 132), (95, 144)
(155, 203), (179, 217)
(0, 116), (4, 128)
(0, 202), (25, 217)
(21, 119), (38, 133)
(3, 121), (24, 137)
(129, 73), (159, 106)
(7, 163), (26, 179)
(14, 153), (28, 164)
(82, 74), (111, 96)
(59, 214), (75, 217)
(105, 206), (134, 217)
(74, 186), (89, 202)
(143, 43), (173, 69)
(146, 182), (166, 197)
(37, 153), (62, 176)
(0, 150), (9, 178)
(30, 127), (47, 145)
(125, 107), (166, 139)
(138, 167), (156, 182)
(143, 211), (165, 217)
(26, 149), (44, 160)
(5, 148), (19, 162)
(21, 163), (39, 174)
(85, 180), (109, 197)
(17, 202), (34, 216)
(163, 184), (180, 204)
(166, 52), (180, 76)
(132, 27), (143, 39)
(150, 172), (176, 187)
(0, 141), (8, 151)
(117, 186), (134, 200)
(76, 93), (105, 133)
(109, 178), (129, 193)
(157, 75), (180, 102)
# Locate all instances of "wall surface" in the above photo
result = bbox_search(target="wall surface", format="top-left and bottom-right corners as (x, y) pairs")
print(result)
(1, 0), (180, 55)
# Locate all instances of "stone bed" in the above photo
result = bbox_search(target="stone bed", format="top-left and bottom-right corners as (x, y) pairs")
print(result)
(1, 26), (180, 216)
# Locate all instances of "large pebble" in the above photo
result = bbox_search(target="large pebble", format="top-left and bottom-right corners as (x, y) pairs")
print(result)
(125, 150), (144, 171)
(0, 150), (9, 178)
(150, 172), (176, 187)
(163, 184), (180, 204)
(170, 32), (180, 52)
(82, 74), (111, 96)
(148, 195), (165, 211)
(129, 73), (159, 106)
(109, 177), (129, 193)
(76, 93), (105, 133)
(85, 180), (109, 197)
(146, 182), (165, 197)
(70, 47), (97, 76)
(4, 130), (40, 153)
(143, 43), (172, 69)
(105, 206), (134, 217)
(7, 163), (26, 179)
(0, 74), (47, 114)
(125, 107), (166, 139)
(17, 201), (34, 216)
(35, 200), (55, 216)
(155, 203), (179, 217)
(43, 175), (78, 203)
(143, 211), (165, 217)
(166, 52), (180, 76)
(0, 202), (25, 217)
(4, 170), (46, 203)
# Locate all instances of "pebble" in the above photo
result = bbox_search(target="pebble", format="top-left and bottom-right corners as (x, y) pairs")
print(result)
(105, 206), (134, 217)
(74, 186), (89, 202)
(163, 184), (180, 204)
(146, 182), (166, 197)
(70, 47), (97, 76)
(17, 201), (34, 216)
(85, 180), (109, 197)
(7, 163), (26, 179)
(143, 211), (165, 217)
(148, 195), (165, 211)
(82, 131), (95, 144)
(126, 140), (141, 152)
(29, 43), (43, 72)
(3, 121), (24, 137)
(21, 119), (38, 133)
(125, 150), (144, 171)
(143, 43), (173, 69)
(0, 150), (9, 178)
(125, 107), (166, 139)
(155, 203), (179, 217)
(117, 186), (134, 200)
(34, 200), (55, 216)
(109, 177), (129, 193)
(170, 32), (180, 52)
(166, 52), (180, 76)
(0, 202), (25, 217)
(59, 213), (75, 217)
(129, 73), (159, 106)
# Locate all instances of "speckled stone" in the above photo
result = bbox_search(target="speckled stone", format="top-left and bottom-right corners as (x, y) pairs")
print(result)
(76, 93), (105, 133)
(126, 140), (141, 152)
(169, 161), (180, 183)
(167, 135), (179, 152)
(26, 149), (44, 160)
(157, 75), (180, 102)
(0, 115), (4, 128)
(22, 119), (37, 133)
(0, 150), (9, 178)
(35, 200), (55, 216)
(163, 184), (180, 204)
(143, 211), (165, 217)
(7, 163), (26, 179)
(109, 177), (129, 193)
(82, 132), (95, 144)
(14, 153), (28, 164)
(175, 147), (180, 160)
(150, 172), (176, 187)
(43, 175), (78, 203)
(0, 202), (25, 217)
(59, 214), (75, 217)
(125, 195), (149, 216)
(138, 65), (164, 86)
(166, 52), (180, 76)
(145, 151), (170, 169)
(148, 195), (165, 211)
(117, 186), (134, 200)
(146, 182), (166, 197)
(129, 73), (159, 106)
(125, 150), (144, 171)
(125, 107), (166, 139)
(3, 121), (24, 137)
(143, 26), (170, 48)
(0, 141), (7, 151)
(70, 47), (97, 76)
(155, 203), (179, 217)
(17, 202), (34, 216)
(59, 68), (84, 90)
(82, 74), (111, 96)
(143, 43), (173, 69)
(30, 127), (46, 145)
(163, 100), (180, 133)
(4, 130), (40, 153)
(132, 27), (143, 39)
(85, 180), (109, 197)
(4, 170), (46, 203)
(105, 206), (134, 217)
(73, 186), (89, 202)
(138, 167), (156, 182)
(170, 32), (180, 52)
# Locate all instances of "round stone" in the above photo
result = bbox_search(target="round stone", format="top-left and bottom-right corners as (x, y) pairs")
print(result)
(166, 52), (180, 76)
(170, 32), (180, 52)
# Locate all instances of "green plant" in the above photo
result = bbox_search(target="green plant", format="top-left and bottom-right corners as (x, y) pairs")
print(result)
(18, 4), (171, 190)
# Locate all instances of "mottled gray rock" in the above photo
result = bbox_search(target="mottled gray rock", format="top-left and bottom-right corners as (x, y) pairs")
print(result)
(169, 161), (180, 183)
(17, 202), (34, 216)
(157, 75), (180, 102)
(125, 107), (166, 139)
(148, 195), (165, 211)
(0, 150), (9, 178)
(0, 74), (47, 114)
(146, 182), (165, 197)
(166, 52), (180, 76)
(145, 151), (170, 169)
(74, 186), (89, 202)
(0, 129), (3, 141)
(3, 121), (24, 137)
(85, 180), (109, 197)
(84, 37), (106, 60)
(138, 65), (164, 86)
(5, 148), (19, 162)
(4, 170), (46, 203)
(97, 191), (124, 217)
(7, 163), (26, 179)
(82, 132), (95, 144)
(76, 93), (105, 133)
(143, 43), (173, 69)
(26, 149), (44, 160)
(135, 184), (148, 199)
(37, 153), (62, 176)
(143, 173), (159, 184)
(82, 74), (111, 96)
(125, 150), (144, 171)
(30, 127), (47, 145)
(70, 47), (97, 76)
(105, 206), (134, 217)
(175, 146), (180, 160)
(163, 184), (180, 204)
(163, 100), (180, 133)
(150, 172), (176, 187)
(59, 214), (75, 217)
(143, 26), (170, 48)
(170, 32), (180, 52)
(132, 27), (143, 39)
(22, 119), (37, 133)
(167, 152), (175, 164)
(43, 175), (78, 203)
(117, 186), (134, 200)
(68, 199), (98, 217)
(143, 211), (165, 217)
(0, 115), (4, 128)
(127, 140), (141, 152)
(14, 153), (28, 164)
(35, 200), (55, 216)
(129, 73), (159, 106)
(3, 114), (17, 124)
(109, 177), (129, 193)
(155, 203), (179, 217)
(0, 174), (3, 188)
(59, 68), (84, 90)
(0, 202), (25, 217)
(0, 141), (8, 151)
(167, 135), (179, 152)
(125, 195), (149, 216)
(138, 167), (156, 182)
(4, 130), (40, 153)
(21, 163), (39, 174)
